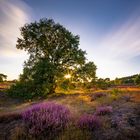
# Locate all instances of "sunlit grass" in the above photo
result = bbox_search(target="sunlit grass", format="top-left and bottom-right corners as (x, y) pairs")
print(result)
(1, 87), (140, 115)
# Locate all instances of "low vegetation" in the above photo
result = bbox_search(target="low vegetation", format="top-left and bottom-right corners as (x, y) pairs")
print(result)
(0, 87), (140, 140)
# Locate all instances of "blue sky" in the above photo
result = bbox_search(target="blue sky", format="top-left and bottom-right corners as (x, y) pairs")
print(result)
(0, 0), (140, 80)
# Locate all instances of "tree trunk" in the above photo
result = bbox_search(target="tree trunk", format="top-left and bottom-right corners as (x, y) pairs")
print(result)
(49, 76), (57, 94)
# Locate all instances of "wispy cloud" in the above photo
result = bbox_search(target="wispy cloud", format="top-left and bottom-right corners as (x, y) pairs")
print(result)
(92, 14), (140, 79)
(0, 0), (31, 79)
(99, 14), (140, 60)
(78, 12), (140, 79)
(0, 0), (31, 57)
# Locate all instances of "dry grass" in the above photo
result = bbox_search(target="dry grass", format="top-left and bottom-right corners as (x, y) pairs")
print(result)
(0, 86), (140, 114)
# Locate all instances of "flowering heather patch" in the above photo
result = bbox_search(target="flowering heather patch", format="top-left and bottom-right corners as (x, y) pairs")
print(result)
(95, 106), (113, 115)
(91, 92), (107, 101)
(77, 114), (101, 131)
(22, 102), (70, 137)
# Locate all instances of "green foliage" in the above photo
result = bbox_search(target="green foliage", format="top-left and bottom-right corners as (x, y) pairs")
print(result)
(9, 18), (96, 99)
(76, 62), (96, 83)
(71, 62), (97, 89)
(111, 88), (121, 95)
(96, 78), (110, 90)
(111, 74), (139, 86)
(57, 76), (77, 91)
(135, 74), (140, 86)
(114, 78), (122, 85)
(8, 81), (36, 99)
(0, 73), (7, 82)
(59, 79), (70, 90)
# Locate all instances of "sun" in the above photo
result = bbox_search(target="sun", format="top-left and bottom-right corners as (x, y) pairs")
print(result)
(64, 74), (71, 79)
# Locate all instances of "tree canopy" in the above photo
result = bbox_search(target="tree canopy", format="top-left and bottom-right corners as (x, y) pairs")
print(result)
(0, 73), (7, 82)
(76, 62), (96, 83)
(135, 74), (140, 86)
(9, 18), (96, 99)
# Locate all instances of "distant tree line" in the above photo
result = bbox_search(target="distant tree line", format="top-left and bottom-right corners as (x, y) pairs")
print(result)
(92, 74), (140, 90)
(111, 74), (140, 86)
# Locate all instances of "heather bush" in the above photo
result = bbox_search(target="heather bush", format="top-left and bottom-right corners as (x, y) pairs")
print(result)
(95, 106), (113, 115)
(22, 102), (70, 139)
(91, 92), (106, 101)
(77, 114), (101, 131)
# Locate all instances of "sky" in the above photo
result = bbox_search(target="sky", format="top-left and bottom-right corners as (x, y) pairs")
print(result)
(0, 0), (140, 80)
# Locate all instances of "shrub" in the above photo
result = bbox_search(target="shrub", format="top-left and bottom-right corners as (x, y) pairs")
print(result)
(22, 102), (70, 138)
(95, 106), (113, 115)
(77, 114), (101, 131)
(96, 78), (109, 90)
(91, 92), (106, 101)
(8, 81), (36, 99)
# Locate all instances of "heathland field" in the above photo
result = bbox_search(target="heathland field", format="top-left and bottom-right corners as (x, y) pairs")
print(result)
(0, 84), (140, 140)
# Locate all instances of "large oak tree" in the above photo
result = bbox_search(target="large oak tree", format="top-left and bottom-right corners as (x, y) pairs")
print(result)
(10, 18), (96, 98)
